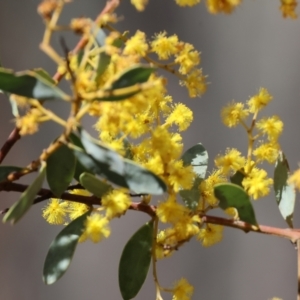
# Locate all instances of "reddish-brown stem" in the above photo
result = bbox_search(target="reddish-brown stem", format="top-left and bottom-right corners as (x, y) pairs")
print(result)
(0, 127), (21, 164)
(2, 181), (300, 243)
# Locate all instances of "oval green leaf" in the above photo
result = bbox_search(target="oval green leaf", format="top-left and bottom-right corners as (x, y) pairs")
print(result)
(70, 130), (166, 194)
(0, 166), (23, 183)
(119, 220), (153, 300)
(181, 143), (208, 178)
(110, 65), (155, 90)
(123, 159), (166, 195)
(0, 67), (68, 100)
(230, 169), (245, 188)
(3, 163), (46, 224)
(273, 151), (295, 228)
(46, 144), (76, 197)
(214, 183), (258, 226)
(43, 210), (91, 285)
(79, 172), (112, 197)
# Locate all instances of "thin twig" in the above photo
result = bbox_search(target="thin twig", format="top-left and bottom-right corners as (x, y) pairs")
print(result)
(0, 127), (21, 164)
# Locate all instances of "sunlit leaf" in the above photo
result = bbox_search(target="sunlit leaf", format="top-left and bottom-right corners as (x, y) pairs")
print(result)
(0, 166), (23, 183)
(119, 220), (153, 300)
(79, 172), (112, 197)
(214, 183), (258, 226)
(3, 163), (46, 224)
(46, 144), (76, 197)
(180, 143), (208, 210)
(0, 67), (68, 100)
(274, 151), (295, 228)
(181, 143), (208, 178)
(43, 210), (91, 285)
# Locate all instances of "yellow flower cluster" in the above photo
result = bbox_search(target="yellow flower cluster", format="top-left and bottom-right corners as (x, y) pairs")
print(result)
(280, 0), (298, 19)
(215, 88), (284, 200)
(42, 189), (131, 243)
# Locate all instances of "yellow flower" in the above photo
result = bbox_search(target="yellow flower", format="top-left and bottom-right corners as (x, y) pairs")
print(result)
(256, 115), (283, 141)
(280, 0), (297, 19)
(175, 0), (200, 6)
(172, 278), (194, 300)
(151, 31), (179, 60)
(167, 160), (195, 192)
(247, 88), (273, 113)
(242, 168), (273, 200)
(83, 213), (110, 243)
(221, 101), (249, 127)
(42, 199), (69, 225)
(16, 108), (43, 136)
(165, 103), (193, 131)
(123, 30), (149, 56)
(131, 0), (148, 11)
(156, 195), (189, 224)
(180, 68), (207, 98)
(68, 202), (90, 220)
(253, 142), (280, 164)
(102, 190), (131, 219)
(197, 224), (224, 247)
(215, 148), (246, 175)
(288, 168), (300, 191)
(206, 0), (242, 14)
(175, 43), (200, 75)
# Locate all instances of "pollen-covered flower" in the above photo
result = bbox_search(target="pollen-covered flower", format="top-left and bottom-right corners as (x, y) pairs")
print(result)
(151, 31), (179, 60)
(165, 103), (193, 131)
(16, 108), (43, 136)
(288, 168), (300, 191)
(123, 30), (149, 56)
(175, 43), (200, 75)
(256, 115), (283, 141)
(167, 160), (195, 192)
(102, 190), (131, 219)
(83, 213), (110, 243)
(247, 88), (273, 113)
(180, 68), (207, 98)
(131, 0), (149, 11)
(242, 168), (273, 200)
(197, 224), (224, 247)
(221, 101), (249, 127)
(280, 0), (297, 19)
(206, 0), (242, 14)
(215, 148), (246, 175)
(172, 278), (194, 300)
(42, 199), (69, 225)
(253, 142), (280, 164)
(175, 0), (200, 7)
(157, 195), (189, 224)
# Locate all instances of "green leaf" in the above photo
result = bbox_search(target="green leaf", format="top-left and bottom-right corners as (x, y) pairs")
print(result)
(70, 130), (166, 194)
(79, 172), (112, 197)
(46, 144), (76, 197)
(3, 163), (46, 224)
(214, 183), (258, 226)
(43, 210), (91, 285)
(73, 159), (90, 182)
(0, 68), (69, 100)
(181, 143), (208, 178)
(230, 169), (245, 188)
(0, 166), (23, 183)
(96, 52), (111, 80)
(180, 144), (208, 210)
(273, 151), (295, 228)
(123, 159), (166, 194)
(110, 65), (155, 90)
(119, 220), (153, 300)
(179, 177), (202, 211)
